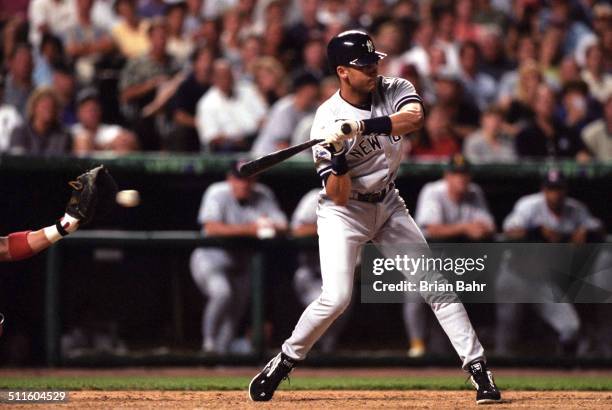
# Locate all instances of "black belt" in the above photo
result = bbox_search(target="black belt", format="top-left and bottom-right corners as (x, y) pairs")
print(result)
(351, 182), (395, 203)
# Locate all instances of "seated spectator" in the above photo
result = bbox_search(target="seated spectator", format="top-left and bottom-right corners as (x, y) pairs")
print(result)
(0, 76), (23, 152)
(52, 63), (78, 126)
(9, 87), (72, 155)
(458, 41), (498, 110)
(498, 169), (603, 355)
(168, 46), (215, 152)
(500, 59), (540, 133)
(432, 68), (480, 139)
(558, 80), (601, 136)
(119, 18), (181, 149)
(285, 0), (326, 61)
(28, 0), (77, 47)
(515, 84), (590, 160)
(252, 56), (288, 106)
(410, 105), (460, 160)
(464, 107), (516, 163)
(165, 1), (194, 63)
(196, 59), (267, 152)
(71, 88), (138, 154)
(581, 43), (612, 104)
(183, 0), (204, 39)
(33, 34), (64, 87)
(64, 0), (115, 84)
(2, 43), (34, 117)
(190, 161), (287, 353)
(111, 0), (151, 59)
(581, 94), (612, 161)
(251, 72), (319, 156)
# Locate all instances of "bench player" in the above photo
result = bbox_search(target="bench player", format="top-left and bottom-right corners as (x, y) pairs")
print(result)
(248, 31), (501, 405)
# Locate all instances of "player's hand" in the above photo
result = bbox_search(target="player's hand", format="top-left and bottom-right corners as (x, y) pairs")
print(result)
(570, 227), (588, 244)
(66, 165), (118, 225)
(540, 226), (564, 243)
(323, 120), (363, 153)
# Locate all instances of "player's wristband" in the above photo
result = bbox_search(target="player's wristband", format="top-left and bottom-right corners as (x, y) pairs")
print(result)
(7, 231), (34, 261)
(362, 116), (392, 135)
(331, 152), (348, 176)
(43, 214), (80, 243)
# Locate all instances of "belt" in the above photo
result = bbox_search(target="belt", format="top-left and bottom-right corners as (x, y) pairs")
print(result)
(350, 182), (395, 203)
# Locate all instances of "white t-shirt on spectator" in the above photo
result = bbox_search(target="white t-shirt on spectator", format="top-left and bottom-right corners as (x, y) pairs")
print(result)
(71, 123), (124, 147)
(195, 82), (267, 148)
(0, 105), (23, 153)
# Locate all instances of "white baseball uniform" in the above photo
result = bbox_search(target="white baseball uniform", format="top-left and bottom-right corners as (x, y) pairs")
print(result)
(496, 192), (602, 354)
(281, 76), (486, 368)
(190, 181), (287, 353)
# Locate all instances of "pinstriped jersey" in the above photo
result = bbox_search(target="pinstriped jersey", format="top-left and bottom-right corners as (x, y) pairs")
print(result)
(310, 76), (423, 194)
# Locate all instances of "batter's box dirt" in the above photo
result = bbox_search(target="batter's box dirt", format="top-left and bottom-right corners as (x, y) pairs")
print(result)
(3, 390), (610, 409)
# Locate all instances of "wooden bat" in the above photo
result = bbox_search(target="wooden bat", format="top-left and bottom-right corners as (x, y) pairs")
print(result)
(238, 123), (352, 177)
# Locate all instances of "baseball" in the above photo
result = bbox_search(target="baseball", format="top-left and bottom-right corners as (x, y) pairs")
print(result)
(116, 190), (140, 207)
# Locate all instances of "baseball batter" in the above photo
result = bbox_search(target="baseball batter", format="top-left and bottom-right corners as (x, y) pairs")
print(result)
(249, 31), (501, 404)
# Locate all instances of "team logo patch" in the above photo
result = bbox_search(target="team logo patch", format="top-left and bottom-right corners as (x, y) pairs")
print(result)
(366, 40), (374, 53)
(314, 145), (331, 161)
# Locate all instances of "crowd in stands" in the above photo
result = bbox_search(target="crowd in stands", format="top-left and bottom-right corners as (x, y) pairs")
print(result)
(0, 0), (610, 161)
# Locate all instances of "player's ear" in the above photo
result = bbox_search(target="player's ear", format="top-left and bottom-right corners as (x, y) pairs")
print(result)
(337, 66), (348, 80)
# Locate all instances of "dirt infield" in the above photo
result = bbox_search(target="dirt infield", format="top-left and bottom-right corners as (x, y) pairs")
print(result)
(2, 390), (611, 409)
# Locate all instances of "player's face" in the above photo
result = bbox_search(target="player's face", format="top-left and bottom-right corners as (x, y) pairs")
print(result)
(544, 187), (566, 212)
(344, 63), (378, 93)
(228, 174), (255, 200)
(445, 172), (471, 198)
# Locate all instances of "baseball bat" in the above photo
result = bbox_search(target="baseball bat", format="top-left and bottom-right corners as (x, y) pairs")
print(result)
(238, 123), (353, 177)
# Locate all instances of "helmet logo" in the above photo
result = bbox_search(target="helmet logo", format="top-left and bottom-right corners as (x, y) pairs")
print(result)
(366, 40), (374, 53)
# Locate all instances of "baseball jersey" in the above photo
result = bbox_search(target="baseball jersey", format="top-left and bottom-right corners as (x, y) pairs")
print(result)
(503, 192), (601, 234)
(197, 181), (287, 231)
(310, 76), (423, 193)
(415, 179), (495, 231)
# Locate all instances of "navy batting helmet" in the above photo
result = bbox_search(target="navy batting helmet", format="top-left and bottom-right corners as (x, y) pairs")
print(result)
(327, 30), (387, 72)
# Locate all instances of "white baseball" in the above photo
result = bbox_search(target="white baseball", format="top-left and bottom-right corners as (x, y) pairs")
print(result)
(116, 190), (140, 207)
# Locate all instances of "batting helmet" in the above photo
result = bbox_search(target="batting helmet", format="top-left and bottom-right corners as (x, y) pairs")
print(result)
(327, 30), (387, 72)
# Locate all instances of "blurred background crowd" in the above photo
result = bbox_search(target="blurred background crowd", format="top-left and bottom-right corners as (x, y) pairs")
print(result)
(0, 0), (611, 160)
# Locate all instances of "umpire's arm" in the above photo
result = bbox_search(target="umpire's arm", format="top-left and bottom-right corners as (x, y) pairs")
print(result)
(389, 102), (424, 136)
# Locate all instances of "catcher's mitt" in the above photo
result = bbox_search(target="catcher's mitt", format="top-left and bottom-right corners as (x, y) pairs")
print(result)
(66, 165), (118, 225)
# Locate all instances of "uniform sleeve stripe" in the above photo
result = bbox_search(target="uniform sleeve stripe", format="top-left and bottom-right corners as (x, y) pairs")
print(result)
(317, 166), (332, 176)
(395, 95), (423, 111)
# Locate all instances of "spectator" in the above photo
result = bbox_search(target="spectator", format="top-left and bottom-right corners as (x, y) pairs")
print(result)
(298, 38), (328, 79)
(28, 0), (77, 47)
(165, 1), (194, 63)
(196, 59), (267, 152)
(407, 154), (495, 357)
(251, 72), (319, 156)
(71, 88), (138, 154)
(33, 34), (64, 87)
(234, 35), (263, 80)
(183, 0), (203, 39)
(497, 36), (538, 106)
(2, 43), (34, 117)
(400, 19), (435, 78)
(410, 104), (460, 160)
(454, 0), (478, 43)
(458, 41), (498, 110)
(464, 107), (516, 163)
(581, 94), (612, 161)
(285, 0), (326, 61)
(432, 69), (480, 140)
(501, 59), (540, 133)
(498, 169), (604, 355)
(515, 84), (590, 160)
(190, 161), (287, 353)
(291, 187), (350, 352)
(0, 76), (23, 152)
(64, 0), (115, 84)
(252, 56), (287, 105)
(581, 43), (612, 104)
(558, 80), (600, 136)
(111, 0), (151, 59)
(477, 28), (511, 81)
(52, 63), (78, 126)
(290, 75), (339, 150)
(9, 87), (71, 155)
(119, 18), (181, 149)
(169, 46), (215, 152)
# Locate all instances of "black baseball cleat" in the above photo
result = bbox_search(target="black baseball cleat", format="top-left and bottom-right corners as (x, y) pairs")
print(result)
(468, 360), (501, 404)
(248, 352), (297, 401)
